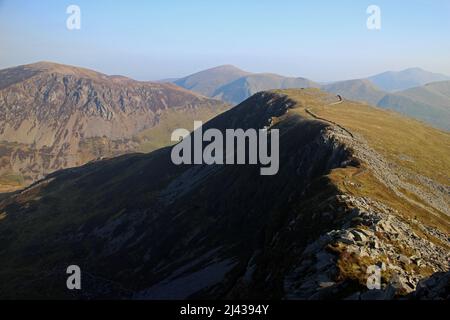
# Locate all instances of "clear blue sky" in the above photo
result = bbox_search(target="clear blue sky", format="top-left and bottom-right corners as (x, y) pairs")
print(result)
(1, 0), (449, 81)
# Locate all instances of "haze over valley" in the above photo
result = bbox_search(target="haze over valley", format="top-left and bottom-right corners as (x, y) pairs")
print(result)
(171, 65), (450, 130)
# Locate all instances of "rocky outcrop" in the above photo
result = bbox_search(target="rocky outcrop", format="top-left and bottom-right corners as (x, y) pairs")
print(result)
(0, 62), (227, 190)
(284, 195), (449, 300)
(409, 272), (450, 300)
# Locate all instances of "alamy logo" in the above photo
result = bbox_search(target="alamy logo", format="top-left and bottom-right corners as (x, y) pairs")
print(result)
(66, 265), (81, 290)
(66, 5), (81, 30)
(367, 5), (381, 30)
(171, 121), (279, 176)
(367, 265), (382, 290)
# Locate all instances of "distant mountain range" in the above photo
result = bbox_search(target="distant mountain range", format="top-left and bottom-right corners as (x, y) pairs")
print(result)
(173, 65), (319, 105)
(322, 79), (386, 106)
(173, 65), (320, 105)
(368, 68), (450, 92)
(0, 62), (228, 192)
(174, 65), (251, 97)
(212, 73), (319, 105)
(171, 66), (450, 130)
(378, 81), (450, 131)
(322, 78), (450, 130)
(1, 88), (448, 299)
(0, 61), (447, 194)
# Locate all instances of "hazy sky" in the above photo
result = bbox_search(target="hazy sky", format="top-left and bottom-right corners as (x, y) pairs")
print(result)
(1, 0), (449, 81)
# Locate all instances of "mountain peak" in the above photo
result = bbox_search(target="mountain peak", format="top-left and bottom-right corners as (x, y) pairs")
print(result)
(26, 61), (68, 69)
(368, 67), (450, 91)
(189, 64), (250, 76)
(403, 67), (425, 72)
(0, 62), (228, 190)
(210, 64), (246, 71)
(174, 64), (251, 97)
(23, 61), (108, 79)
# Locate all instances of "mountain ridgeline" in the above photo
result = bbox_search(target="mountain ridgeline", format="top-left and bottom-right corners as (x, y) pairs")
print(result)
(174, 65), (320, 105)
(0, 89), (448, 299)
(174, 65), (251, 97)
(0, 62), (229, 192)
(368, 68), (450, 92)
(173, 65), (450, 130)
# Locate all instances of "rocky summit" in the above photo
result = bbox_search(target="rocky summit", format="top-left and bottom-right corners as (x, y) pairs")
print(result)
(0, 89), (448, 299)
(0, 62), (228, 192)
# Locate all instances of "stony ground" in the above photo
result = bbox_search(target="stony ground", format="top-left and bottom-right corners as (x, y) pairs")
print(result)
(284, 113), (449, 300)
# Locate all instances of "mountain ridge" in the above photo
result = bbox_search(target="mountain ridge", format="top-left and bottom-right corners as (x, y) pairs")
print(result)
(174, 65), (251, 97)
(321, 79), (386, 106)
(172, 65), (450, 130)
(212, 73), (320, 105)
(368, 67), (450, 92)
(0, 88), (448, 299)
(377, 80), (450, 130)
(0, 62), (229, 192)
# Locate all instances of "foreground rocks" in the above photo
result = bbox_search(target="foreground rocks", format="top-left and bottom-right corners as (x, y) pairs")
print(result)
(284, 195), (449, 300)
(409, 272), (450, 300)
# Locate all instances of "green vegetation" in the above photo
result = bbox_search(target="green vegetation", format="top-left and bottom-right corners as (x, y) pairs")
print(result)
(135, 106), (229, 153)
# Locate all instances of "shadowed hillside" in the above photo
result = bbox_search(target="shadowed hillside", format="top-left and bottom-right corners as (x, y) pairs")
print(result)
(0, 89), (448, 299)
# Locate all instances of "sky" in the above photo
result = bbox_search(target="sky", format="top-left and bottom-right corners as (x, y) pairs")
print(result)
(0, 0), (449, 82)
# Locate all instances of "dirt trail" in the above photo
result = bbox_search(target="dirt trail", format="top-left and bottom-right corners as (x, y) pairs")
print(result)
(305, 96), (354, 138)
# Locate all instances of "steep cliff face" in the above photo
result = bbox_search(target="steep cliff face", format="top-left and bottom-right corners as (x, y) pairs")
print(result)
(0, 62), (228, 191)
(0, 89), (448, 299)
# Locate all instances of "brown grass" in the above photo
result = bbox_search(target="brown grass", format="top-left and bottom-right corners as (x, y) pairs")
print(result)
(276, 89), (450, 236)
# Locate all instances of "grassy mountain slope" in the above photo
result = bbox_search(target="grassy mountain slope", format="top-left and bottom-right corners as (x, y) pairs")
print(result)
(0, 89), (448, 299)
